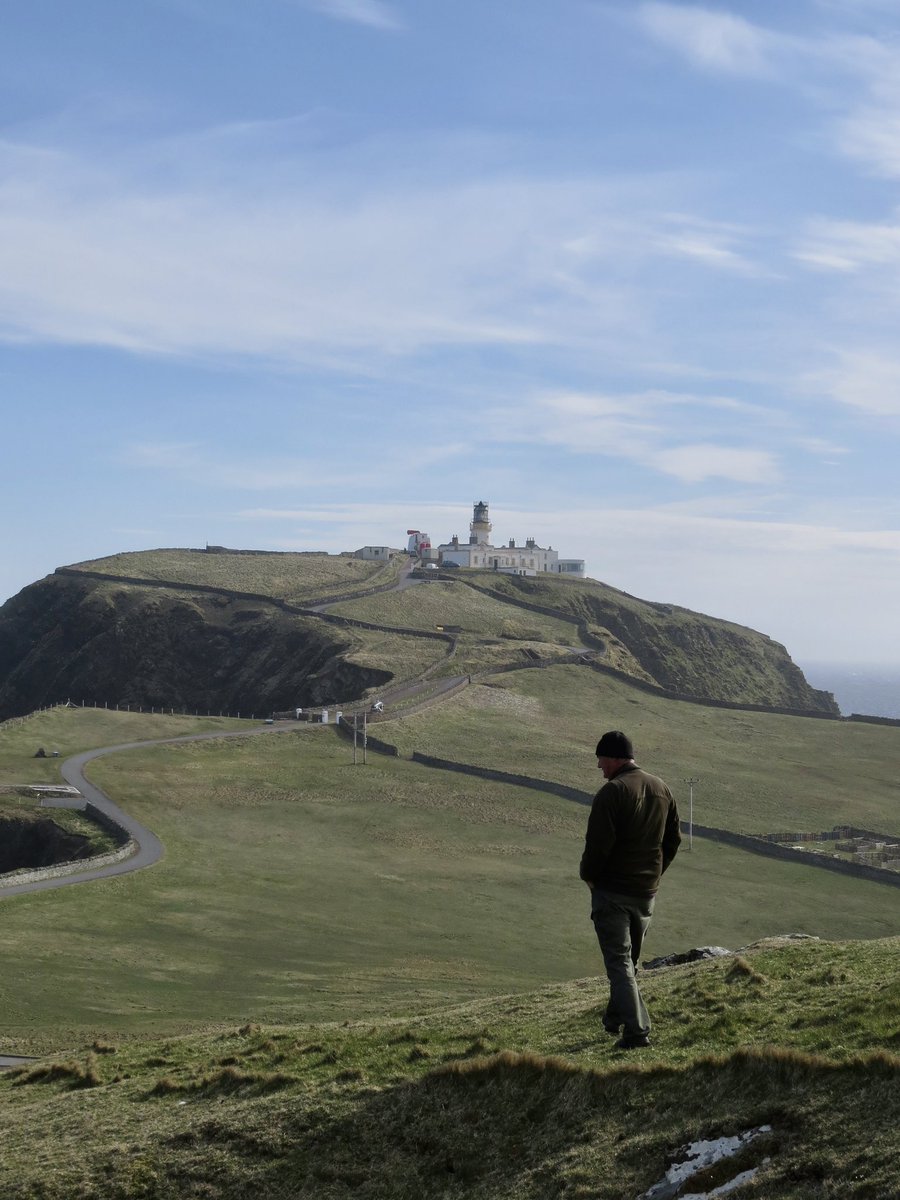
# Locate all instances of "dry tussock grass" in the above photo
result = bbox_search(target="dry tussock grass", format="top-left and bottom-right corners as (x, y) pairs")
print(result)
(12, 1055), (102, 1090)
(148, 1065), (295, 1098)
(726, 955), (768, 985)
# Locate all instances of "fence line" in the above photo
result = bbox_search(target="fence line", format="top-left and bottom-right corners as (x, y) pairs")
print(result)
(0, 700), (260, 727)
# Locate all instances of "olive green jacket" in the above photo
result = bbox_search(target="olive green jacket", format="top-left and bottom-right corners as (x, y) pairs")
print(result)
(579, 763), (681, 897)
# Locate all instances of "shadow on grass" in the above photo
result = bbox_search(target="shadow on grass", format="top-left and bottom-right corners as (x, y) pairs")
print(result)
(140, 1047), (900, 1200)
(17, 1048), (898, 1199)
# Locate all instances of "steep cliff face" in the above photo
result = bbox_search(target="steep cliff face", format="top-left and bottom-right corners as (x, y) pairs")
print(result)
(473, 575), (839, 713)
(0, 574), (391, 721)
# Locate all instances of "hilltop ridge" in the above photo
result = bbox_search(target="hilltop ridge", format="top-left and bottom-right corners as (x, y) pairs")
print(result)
(0, 547), (836, 721)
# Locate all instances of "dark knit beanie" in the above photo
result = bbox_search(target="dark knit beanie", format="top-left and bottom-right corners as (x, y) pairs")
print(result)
(595, 730), (634, 759)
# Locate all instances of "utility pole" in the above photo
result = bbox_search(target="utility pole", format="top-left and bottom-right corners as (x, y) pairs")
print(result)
(684, 778), (699, 850)
(363, 708), (368, 765)
(352, 710), (368, 764)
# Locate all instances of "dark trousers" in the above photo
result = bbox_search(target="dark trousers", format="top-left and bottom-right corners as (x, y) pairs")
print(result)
(591, 889), (655, 1038)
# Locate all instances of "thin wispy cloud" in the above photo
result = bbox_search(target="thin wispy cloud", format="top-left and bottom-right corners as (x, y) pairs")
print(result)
(835, 105), (900, 177)
(0, 131), (779, 369)
(124, 442), (385, 490)
(0, 151), (560, 360)
(655, 230), (752, 272)
(125, 436), (471, 495)
(814, 351), (900, 417)
(304, 0), (402, 31)
(795, 436), (850, 458)
(650, 444), (777, 485)
(636, 3), (778, 77)
(794, 211), (900, 271)
(484, 390), (783, 485)
(636, 4), (900, 184)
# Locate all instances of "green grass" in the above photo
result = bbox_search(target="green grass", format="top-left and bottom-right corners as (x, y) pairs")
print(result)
(444, 634), (583, 679)
(0, 707), (251, 786)
(2, 684), (899, 1196)
(464, 573), (833, 708)
(340, 626), (450, 682)
(1, 709), (898, 1053)
(329, 580), (581, 645)
(386, 665), (900, 836)
(67, 549), (394, 603)
(5, 561), (899, 1195)
(0, 936), (896, 1199)
(327, 579), (586, 684)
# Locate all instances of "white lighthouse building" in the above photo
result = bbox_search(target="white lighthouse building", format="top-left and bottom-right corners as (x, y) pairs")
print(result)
(435, 501), (585, 578)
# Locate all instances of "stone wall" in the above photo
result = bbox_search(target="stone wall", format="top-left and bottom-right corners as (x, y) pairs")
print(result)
(355, 738), (900, 891)
(0, 802), (135, 890)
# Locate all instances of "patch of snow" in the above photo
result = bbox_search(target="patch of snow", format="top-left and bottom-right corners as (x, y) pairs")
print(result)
(638, 1126), (771, 1200)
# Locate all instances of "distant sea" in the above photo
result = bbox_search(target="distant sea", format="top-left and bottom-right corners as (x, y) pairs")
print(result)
(799, 662), (900, 720)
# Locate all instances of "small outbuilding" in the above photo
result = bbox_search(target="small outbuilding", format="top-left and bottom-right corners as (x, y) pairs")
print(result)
(353, 546), (399, 561)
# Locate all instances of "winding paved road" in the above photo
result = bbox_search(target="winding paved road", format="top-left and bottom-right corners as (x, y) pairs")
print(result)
(0, 723), (305, 900)
(1, 561), (586, 901)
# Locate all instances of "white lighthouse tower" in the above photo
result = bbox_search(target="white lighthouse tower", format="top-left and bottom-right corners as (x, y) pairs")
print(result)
(469, 499), (492, 545)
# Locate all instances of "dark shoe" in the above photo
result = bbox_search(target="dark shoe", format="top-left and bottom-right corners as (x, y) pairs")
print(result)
(615, 1035), (650, 1050)
(602, 1020), (621, 1036)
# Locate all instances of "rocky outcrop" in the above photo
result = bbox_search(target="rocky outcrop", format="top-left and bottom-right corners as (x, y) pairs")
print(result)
(0, 573), (391, 720)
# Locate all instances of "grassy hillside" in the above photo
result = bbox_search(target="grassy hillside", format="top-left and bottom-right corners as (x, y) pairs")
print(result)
(330, 579), (587, 680)
(0, 710), (252, 868)
(329, 579), (580, 644)
(338, 625), (450, 681)
(0, 936), (897, 1199)
(1, 707), (898, 1052)
(464, 572), (835, 709)
(42, 549), (840, 710)
(387, 666), (900, 837)
(1, 666), (898, 1195)
(0, 707), (250, 784)
(3, 554), (897, 1197)
(0, 574), (402, 721)
(66, 548), (394, 603)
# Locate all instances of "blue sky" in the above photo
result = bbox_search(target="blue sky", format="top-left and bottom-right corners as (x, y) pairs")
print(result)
(3, 0), (900, 664)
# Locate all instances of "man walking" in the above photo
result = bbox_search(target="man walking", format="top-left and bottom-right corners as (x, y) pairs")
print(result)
(580, 731), (681, 1049)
